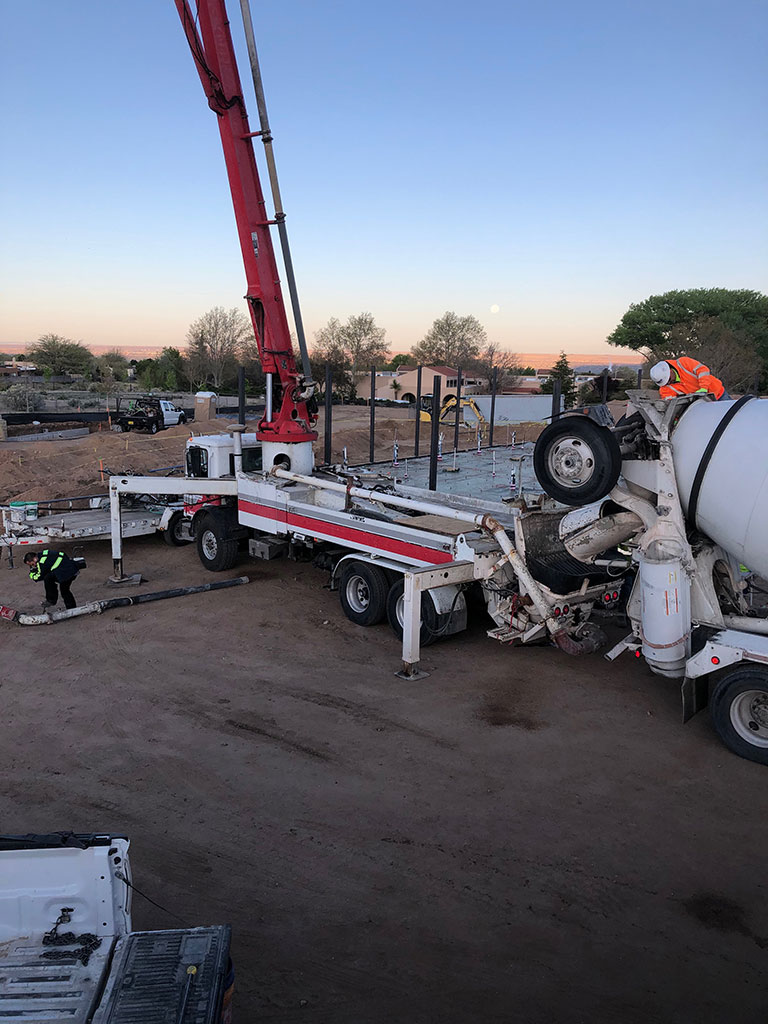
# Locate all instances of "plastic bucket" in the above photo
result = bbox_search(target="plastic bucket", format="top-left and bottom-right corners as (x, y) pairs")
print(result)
(220, 959), (234, 1023)
(9, 502), (27, 524)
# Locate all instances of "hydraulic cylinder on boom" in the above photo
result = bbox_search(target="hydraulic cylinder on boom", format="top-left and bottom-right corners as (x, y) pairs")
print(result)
(174, 0), (317, 468)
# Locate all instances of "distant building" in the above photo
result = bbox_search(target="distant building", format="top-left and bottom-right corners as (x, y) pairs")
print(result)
(356, 365), (483, 403)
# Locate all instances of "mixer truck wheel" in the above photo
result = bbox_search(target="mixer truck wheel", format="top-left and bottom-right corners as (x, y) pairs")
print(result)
(339, 562), (388, 626)
(711, 666), (768, 766)
(533, 417), (622, 506)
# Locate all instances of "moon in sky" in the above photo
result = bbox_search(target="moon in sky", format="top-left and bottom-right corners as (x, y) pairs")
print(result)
(490, 304), (500, 314)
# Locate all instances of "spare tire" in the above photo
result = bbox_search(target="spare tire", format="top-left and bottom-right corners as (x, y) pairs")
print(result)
(534, 416), (621, 506)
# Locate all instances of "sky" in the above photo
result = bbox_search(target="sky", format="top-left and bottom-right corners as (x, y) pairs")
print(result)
(1, 0), (766, 358)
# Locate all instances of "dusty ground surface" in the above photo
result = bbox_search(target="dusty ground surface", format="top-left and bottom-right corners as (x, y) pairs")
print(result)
(0, 537), (766, 1022)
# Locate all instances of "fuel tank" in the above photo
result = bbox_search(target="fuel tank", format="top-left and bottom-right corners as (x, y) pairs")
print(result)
(671, 397), (768, 578)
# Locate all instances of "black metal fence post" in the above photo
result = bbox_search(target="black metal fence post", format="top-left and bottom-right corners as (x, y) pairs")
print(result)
(489, 367), (497, 447)
(414, 365), (422, 457)
(551, 378), (562, 420)
(369, 365), (376, 464)
(601, 369), (609, 404)
(453, 367), (463, 452)
(324, 364), (333, 465)
(636, 367), (643, 389)
(428, 376), (441, 491)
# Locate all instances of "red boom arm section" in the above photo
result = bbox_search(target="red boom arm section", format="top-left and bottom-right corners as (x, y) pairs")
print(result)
(175, 0), (316, 443)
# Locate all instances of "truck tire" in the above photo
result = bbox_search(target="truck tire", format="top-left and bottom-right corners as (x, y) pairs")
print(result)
(196, 514), (239, 572)
(711, 666), (768, 766)
(150, 422), (159, 435)
(178, 414), (187, 425)
(386, 578), (439, 647)
(163, 511), (191, 547)
(533, 416), (621, 506)
(339, 562), (388, 626)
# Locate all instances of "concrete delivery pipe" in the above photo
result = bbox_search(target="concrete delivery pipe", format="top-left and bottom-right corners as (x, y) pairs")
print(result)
(671, 396), (768, 579)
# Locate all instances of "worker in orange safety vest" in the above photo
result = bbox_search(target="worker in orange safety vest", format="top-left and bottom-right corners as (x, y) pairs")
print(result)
(649, 357), (728, 400)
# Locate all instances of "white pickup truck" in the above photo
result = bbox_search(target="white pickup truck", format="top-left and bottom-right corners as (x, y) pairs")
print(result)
(0, 832), (233, 1022)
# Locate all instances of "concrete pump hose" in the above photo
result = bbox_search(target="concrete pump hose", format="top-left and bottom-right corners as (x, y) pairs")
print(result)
(10, 576), (251, 626)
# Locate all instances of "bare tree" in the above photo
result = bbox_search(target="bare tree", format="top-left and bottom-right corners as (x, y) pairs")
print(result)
(655, 316), (760, 392)
(472, 342), (521, 387)
(185, 306), (251, 390)
(411, 312), (487, 367)
(312, 314), (388, 399)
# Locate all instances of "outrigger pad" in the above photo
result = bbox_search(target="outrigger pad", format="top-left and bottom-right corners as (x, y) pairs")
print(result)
(105, 573), (144, 587)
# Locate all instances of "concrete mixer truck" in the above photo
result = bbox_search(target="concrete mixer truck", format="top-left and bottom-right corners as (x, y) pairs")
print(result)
(533, 391), (768, 766)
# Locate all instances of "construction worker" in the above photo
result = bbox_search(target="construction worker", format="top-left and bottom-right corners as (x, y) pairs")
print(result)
(650, 357), (727, 400)
(23, 549), (81, 609)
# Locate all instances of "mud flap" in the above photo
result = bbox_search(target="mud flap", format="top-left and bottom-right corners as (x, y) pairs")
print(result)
(681, 675), (709, 723)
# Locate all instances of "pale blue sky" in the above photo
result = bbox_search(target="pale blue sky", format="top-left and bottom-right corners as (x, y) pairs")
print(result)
(1, 0), (766, 355)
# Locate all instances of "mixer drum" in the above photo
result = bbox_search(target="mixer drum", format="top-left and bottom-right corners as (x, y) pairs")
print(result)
(671, 396), (768, 579)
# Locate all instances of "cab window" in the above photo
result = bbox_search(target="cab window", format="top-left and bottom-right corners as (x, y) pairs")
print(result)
(228, 446), (262, 475)
(186, 446), (209, 478)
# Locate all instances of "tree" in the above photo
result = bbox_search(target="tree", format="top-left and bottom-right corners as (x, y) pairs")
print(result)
(185, 307), (251, 390)
(471, 342), (521, 387)
(391, 380), (402, 401)
(28, 334), (93, 377)
(664, 316), (761, 392)
(312, 313), (388, 400)
(540, 351), (576, 408)
(607, 288), (768, 385)
(95, 349), (129, 382)
(411, 312), (487, 367)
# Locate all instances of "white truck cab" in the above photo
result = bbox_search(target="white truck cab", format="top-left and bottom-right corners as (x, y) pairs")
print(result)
(186, 433), (262, 479)
(159, 400), (187, 427)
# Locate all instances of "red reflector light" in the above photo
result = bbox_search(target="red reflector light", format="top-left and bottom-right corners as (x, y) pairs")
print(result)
(612, 591), (619, 600)
(711, 656), (720, 665)
(634, 650), (641, 658)
(604, 593), (611, 602)
(562, 605), (569, 614)
(554, 607), (561, 616)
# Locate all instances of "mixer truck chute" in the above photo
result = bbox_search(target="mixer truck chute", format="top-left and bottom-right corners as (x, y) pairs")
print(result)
(534, 390), (768, 765)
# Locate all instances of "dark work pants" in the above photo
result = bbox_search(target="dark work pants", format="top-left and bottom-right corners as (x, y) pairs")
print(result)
(44, 575), (77, 609)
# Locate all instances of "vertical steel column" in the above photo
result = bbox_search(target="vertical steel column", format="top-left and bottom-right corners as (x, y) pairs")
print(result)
(489, 367), (498, 447)
(636, 367), (643, 389)
(369, 365), (376, 464)
(453, 367), (463, 452)
(428, 376), (441, 491)
(414, 366), (423, 457)
(324, 364), (333, 465)
(237, 366), (246, 425)
(551, 378), (562, 420)
(601, 369), (609, 404)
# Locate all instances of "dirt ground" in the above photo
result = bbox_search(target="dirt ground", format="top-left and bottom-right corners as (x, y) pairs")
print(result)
(1, 536), (766, 1022)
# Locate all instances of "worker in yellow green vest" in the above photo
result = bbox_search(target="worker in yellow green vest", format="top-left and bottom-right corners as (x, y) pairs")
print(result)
(23, 549), (81, 609)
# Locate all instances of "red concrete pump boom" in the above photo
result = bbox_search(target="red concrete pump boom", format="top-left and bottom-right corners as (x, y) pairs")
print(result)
(175, 0), (317, 444)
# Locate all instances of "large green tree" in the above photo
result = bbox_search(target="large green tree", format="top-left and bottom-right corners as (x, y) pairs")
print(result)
(411, 312), (487, 367)
(607, 288), (768, 387)
(28, 333), (93, 376)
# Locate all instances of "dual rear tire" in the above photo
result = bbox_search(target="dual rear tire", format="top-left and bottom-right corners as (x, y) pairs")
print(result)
(338, 561), (439, 646)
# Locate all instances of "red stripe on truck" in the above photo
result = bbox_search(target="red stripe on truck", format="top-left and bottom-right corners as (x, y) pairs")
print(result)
(238, 499), (454, 565)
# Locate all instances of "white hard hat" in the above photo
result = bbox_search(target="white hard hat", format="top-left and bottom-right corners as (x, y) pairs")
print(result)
(650, 361), (671, 386)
